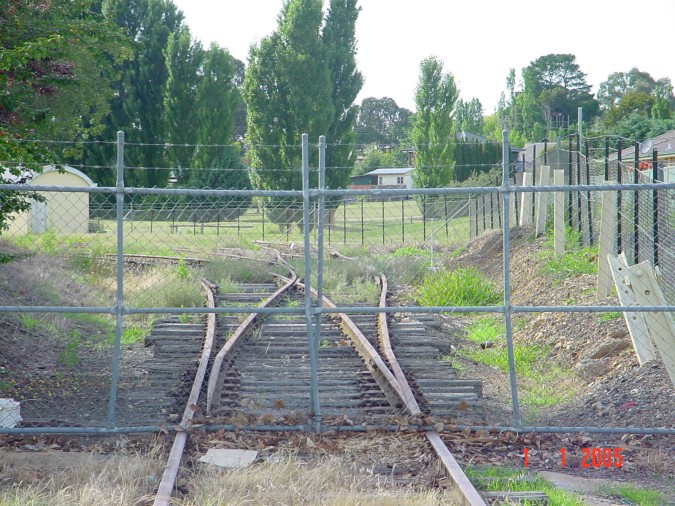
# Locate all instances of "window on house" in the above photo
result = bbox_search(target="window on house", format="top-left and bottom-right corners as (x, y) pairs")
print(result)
(397, 176), (404, 185)
(378, 176), (383, 185)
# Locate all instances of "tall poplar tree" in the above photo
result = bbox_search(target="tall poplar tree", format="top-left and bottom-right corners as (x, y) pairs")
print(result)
(97, 0), (184, 188)
(163, 27), (203, 180)
(244, 0), (362, 229)
(410, 57), (458, 193)
(322, 0), (363, 197)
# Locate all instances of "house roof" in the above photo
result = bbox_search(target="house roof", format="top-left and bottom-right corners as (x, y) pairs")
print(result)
(365, 167), (413, 176)
(519, 142), (548, 164)
(457, 131), (488, 143)
(615, 129), (675, 160)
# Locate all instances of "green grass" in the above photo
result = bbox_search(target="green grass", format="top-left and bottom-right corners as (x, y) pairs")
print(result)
(203, 258), (284, 285)
(318, 257), (380, 305)
(416, 267), (502, 307)
(58, 333), (80, 367)
(465, 466), (585, 506)
(598, 311), (622, 322)
(371, 254), (430, 287)
(540, 227), (598, 282)
(603, 485), (668, 506)
(391, 246), (427, 257)
(9, 199), (472, 259)
(456, 316), (575, 410)
(460, 343), (574, 408)
(121, 327), (147, 345)
(20, 314), (39, 330)
(465, 316), (504, 344)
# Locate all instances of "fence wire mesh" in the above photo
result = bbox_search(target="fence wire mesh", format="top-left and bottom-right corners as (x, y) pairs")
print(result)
(0, 134), (673, 435)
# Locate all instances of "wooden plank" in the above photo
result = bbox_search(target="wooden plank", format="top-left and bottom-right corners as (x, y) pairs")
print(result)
(607, 254), (657, 365)
(519, 172), (534, 226)
(535, 165), (551, 237)
(597, 182), (617, 299)
(553, 169), (565, 256)
(625, 261), (675, 385)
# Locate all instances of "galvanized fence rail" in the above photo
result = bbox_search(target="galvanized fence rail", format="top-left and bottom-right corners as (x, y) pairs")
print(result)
(0, 131), (673, 436)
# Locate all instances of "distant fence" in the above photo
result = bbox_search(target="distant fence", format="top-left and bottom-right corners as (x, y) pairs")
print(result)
(475, 134), (674, 304)
(88, 195), (472, 247)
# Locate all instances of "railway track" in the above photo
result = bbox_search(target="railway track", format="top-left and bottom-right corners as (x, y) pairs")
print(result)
(131, 253), (542, 505)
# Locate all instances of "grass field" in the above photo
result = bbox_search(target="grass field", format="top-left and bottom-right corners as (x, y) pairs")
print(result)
(12, 199), (472, 256)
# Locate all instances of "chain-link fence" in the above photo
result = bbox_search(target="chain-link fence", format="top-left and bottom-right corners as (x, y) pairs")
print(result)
(1, 133), (673, 435)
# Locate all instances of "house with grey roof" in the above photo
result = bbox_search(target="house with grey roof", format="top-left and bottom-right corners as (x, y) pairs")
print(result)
(617, 129), (675, 168)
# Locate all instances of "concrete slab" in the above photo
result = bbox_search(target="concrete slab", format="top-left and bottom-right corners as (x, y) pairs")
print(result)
(198, 449), (258, 468)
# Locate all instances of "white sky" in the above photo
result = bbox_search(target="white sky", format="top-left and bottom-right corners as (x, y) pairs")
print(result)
(171, 0), (675, 113)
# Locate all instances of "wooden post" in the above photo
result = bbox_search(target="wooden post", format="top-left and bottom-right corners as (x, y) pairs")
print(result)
(597, 182), (617, 299)
(553, 169), (565, 256)
(608, 254), (657, 365)
(535, 165), (551, 236)
(626, 260), (675, 385)
(519, 172), (533, 226)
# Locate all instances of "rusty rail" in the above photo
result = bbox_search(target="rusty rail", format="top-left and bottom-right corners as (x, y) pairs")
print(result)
(153, 278), (218, 506)
(375, 273), (486, 506)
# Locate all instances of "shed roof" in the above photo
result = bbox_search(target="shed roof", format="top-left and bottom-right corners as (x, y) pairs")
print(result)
(2, 165), (97, 186)
(36, 165), (97, 186)
(365, 167), (413, 176)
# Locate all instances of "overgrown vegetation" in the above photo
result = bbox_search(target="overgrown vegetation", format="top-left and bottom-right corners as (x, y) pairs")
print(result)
(454, 316), (576, 410)
(416, 267), (502, 307)
(602, 484), (668, 506)
(203, 258), (284, 285)
(321, 258), (379, 304)
(465, 466), (585, 506)
(540, 227), (597, 282)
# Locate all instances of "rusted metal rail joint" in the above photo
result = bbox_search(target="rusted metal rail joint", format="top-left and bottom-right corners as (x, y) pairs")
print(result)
(376, 273), (486, 506)
(292, 280), (409, 412)
(153, 279), (218, 506)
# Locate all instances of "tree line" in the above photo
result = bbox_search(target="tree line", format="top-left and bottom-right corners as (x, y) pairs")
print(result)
(2, 0), (674, 230)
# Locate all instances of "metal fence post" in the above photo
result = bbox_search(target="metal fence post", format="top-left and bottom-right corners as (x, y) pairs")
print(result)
(652, 148), (660, 267)
(343, 202), (347, 245)
(401, 199), (405, 243)
(576, 134), (583, 243)
(567, 136), (573, 229)
(634, 142), (640, 263)
(314, 135), (326, 433)
(502, 130), (521, 429)
(531, 144), (537, 222)
(617, 139), (623, 253)
(301, 134), (320, 433)
(381, 200), (385, 245)
(604, 136), (610, 181)
(585, 140), (593, 246)
(107, 131), (125, 428)
(444, 195), (449, 239)
(423, 195), (427, 241)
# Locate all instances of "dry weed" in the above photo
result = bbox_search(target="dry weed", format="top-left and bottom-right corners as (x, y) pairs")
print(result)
(179, 452), (454, 505)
